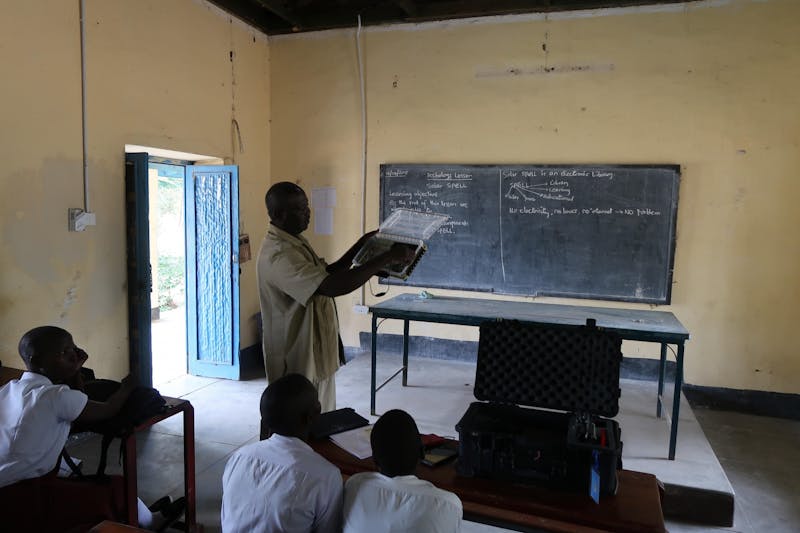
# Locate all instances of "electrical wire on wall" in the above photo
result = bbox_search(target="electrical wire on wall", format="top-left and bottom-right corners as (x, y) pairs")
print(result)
(229, 18), (246, 235)
(67, 0), (97, 232)
(368, 278), (389, 298)
(356, 14), (368, 306)
(79, 0), (90, 212)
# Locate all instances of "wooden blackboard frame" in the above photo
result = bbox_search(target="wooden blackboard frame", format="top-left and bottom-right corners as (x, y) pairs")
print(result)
(379, 163), (680, 304)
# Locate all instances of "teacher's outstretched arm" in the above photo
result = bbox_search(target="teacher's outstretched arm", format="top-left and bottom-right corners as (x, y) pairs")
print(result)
(317, 244), (414, 297)
(326, 230), (378, 273)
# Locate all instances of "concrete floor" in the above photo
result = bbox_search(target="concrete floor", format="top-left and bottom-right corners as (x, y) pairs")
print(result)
(151, 306), (188, 387)
(66, 353), (800, 532)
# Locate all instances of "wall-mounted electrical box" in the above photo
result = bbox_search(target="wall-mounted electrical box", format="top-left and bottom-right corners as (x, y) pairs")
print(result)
(68, 208), (96, 232)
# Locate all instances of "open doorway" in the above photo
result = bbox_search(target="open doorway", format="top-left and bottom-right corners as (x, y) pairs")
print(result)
(125, 146), (241, 387)
(149, 162), (187, 386)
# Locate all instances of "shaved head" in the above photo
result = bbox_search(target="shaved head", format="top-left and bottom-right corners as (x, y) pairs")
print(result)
(260, 373), (320, 439)
(370, 409), (423, 477)
(17, 326), (87, 385)
(18, 326), (70, 368)
(264, 181), (310, 235)
(265, 181), (305, 220)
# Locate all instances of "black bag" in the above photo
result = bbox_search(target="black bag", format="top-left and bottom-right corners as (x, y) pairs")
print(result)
(80, 379), (167, 426)
(309, 407), (369, 440)
(70, 379), (167, 476)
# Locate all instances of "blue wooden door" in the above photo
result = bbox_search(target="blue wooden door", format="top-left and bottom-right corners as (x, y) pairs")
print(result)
(125, 153), (154, 386)
(185, 166), (240, 379)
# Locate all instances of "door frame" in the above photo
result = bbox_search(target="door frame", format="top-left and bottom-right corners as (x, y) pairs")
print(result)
(126, 154), (240, 384)
(125, 152), (153, 387)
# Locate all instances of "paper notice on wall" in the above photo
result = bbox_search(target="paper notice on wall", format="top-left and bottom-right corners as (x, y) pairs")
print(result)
(312, 187), (337, 208)
(314, 207), (334, 235)
(312, 187), (336, 235)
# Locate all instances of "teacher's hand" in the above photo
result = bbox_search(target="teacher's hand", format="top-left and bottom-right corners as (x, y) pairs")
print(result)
(385, 243), (416, 265)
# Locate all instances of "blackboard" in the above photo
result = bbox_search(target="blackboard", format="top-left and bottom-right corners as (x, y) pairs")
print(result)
(380, 164), (680, 304)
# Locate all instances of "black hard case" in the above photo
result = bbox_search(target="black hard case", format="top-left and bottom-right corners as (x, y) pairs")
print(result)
(455, 320), (624, 496)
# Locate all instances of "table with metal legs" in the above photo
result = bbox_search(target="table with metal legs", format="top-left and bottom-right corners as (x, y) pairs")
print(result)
(370, 294), (689, 460)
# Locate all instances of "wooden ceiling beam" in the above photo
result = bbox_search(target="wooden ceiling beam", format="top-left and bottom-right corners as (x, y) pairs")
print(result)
(411, 0), (686, 20)
(411, 0), (552, 20)
(207, 0), (283, 34)
(210, 0), (691, 35)
(253, 0), (304, 29)
(392, 0), (418, 18)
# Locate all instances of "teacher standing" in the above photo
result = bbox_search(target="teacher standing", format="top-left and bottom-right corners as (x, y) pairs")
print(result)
(257, 182), (414, 412)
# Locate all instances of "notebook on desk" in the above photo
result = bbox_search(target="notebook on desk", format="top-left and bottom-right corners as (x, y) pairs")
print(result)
(310, 407), (370, 440)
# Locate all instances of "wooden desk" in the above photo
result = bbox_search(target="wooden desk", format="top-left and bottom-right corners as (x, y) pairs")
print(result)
(0, 364), (23, 385)
(369, 294), (690, 459)
(311, 438), (666, 533)
(90, 520), (150, 532)
(122, 397), (198, 532)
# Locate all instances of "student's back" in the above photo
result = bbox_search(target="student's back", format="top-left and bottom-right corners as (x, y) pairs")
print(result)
(343, 470), (461, 533)
(221, 373), (343, 533)
(343, 409), (462, 533)
(222, 434), (342, 533)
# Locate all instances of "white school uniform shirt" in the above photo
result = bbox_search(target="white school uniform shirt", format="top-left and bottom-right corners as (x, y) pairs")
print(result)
(343, 471), (463, 533)
(0, 372), (88, 488)
(221, 434), (343, 533)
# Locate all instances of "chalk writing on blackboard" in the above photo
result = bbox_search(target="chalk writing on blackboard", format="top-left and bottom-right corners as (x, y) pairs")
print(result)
(380, 164), (680, 304)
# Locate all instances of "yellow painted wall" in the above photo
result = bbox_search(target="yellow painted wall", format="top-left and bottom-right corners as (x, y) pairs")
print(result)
(270, 0), (800, 393)
(0, 0), (270, 378)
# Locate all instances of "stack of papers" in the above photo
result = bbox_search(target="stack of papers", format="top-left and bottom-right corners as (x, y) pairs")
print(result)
(329, 425), (373, 460)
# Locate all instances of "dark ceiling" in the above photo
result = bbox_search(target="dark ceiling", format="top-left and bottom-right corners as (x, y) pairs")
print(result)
(208, 0), (689, 35)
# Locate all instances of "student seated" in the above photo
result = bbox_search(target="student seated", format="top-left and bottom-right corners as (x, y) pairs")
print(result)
(0, 326), (183, 532)
(221, 373), (343, 533)
(343, 409), (463, 533)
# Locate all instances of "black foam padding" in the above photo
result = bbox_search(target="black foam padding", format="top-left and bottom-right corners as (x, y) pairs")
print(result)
(475, 320), (622, 416)
(455, 402), (622, 495)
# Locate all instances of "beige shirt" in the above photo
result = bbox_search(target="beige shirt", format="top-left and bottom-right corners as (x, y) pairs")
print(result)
(257, 224), (340, 383)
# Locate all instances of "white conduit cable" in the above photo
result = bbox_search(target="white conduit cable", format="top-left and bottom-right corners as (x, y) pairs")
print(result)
(79, 0), (90, 212)
(356, 14), (367, 305)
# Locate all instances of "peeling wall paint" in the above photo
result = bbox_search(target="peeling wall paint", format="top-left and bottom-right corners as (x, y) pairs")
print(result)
(475, 63), (616, 78)
(59, 271), (82, 321)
